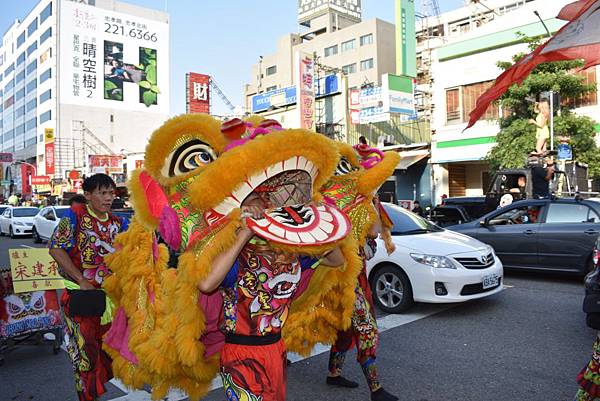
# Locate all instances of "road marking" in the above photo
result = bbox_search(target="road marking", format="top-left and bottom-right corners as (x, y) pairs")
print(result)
(20, 245), (34, 248)
(504, 285), (515, 288)
(103, 304), (453, 400)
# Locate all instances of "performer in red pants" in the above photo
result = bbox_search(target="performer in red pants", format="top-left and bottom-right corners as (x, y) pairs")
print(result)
(327, 221), (398, 401)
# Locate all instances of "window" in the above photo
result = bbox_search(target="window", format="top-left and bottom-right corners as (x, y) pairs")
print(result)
(26, 60), (37, 75)
(446, 88), (460, 123)
(40, 68), (51, 83)
(39, 89), (51, 103)
(360, 58), (374, 71)
(265, 85), (277, 92)
(25, 137), (36, 148)
(324, 45), (338, 57)
(39, 110), (51, 123)
(490, 205), (543, 225)
(341, 39), (355, 52)
(16, 70), (25, 84)
(26, 98), (36, 112)
(266, 65), (277, 76)
(15, 123), (25, 135)
(360, 33), (373, 46)
(28, 18), (38, 36)
(565, 68), (597, 108)
(545, 203), (599, 223)
(27, 41), (37, 56)
(40, 3), (52, 24)
(15, 87), (25, 101)
(15, 105), (25, 117)
(39, 48), (51, 64)
(17, 32), (25, 48)
(26, 78), (37, 93)
(4, 79), (14, 92)
(461, 81), (498, 122)
(3, 128), (14, 141)
(342, 63), (356, 74)
(17, 52), (25, 66)
(40, 27), (52, 45)
(4, 63), (14, 76)
(26, 117), (36, 130)
(383, 204), (442, 235)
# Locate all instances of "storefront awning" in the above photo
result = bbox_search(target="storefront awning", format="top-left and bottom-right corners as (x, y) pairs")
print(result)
(396, 149), (429, 170)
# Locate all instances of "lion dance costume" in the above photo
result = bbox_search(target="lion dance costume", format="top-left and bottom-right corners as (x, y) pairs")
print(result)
(102, 114), (398, 400)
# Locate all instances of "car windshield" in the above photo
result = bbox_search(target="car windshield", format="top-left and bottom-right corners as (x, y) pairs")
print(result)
(384, 203), (443, 235)
(55, 208), (68, 218)
(13, 208), (39, 217)
(0, 206), (7, 215)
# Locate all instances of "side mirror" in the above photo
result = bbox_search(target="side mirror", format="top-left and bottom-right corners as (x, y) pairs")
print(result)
(479, 219), (488, 227)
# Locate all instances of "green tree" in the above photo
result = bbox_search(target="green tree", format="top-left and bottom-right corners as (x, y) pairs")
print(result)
(486, 33), (600, 177)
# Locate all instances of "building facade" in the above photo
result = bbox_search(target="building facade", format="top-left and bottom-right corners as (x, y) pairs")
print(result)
(0, 0), (169, 197)
(423, 0), (599, 204)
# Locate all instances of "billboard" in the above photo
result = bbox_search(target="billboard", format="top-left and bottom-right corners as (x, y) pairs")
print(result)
(296, 51), (316, 130)
(88, 155), (123, 174)
(382, 74), (415, 116)
(350, 74), (416, 124)
(396, 0), (416, 78)
(45, 143), (55, 175)
(59, 1), (169, 113)
(252, 75), (339, 113)
(186, 73), (210, 114)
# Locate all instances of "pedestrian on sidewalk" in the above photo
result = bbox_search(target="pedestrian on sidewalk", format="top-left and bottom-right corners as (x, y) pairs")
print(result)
(49, 174), (129, 401)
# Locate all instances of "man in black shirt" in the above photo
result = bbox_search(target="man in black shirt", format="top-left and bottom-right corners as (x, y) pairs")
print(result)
(412, 200), (424, 216)
(532, 158), (555, 198)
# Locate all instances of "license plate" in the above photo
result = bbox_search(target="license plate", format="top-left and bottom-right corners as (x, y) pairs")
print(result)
(482, 274), (499, 289)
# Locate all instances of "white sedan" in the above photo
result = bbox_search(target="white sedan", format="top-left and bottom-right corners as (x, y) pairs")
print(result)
(0, 206), (40, 238)
(366, 203), (503, 313)
(32, 206), (69, 243)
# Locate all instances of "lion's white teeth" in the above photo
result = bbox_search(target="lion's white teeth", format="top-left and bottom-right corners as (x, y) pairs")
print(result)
(298, 232), (316, 243)
(284, 157), (298, 172)
(267, 224), (286, 238)
(285, 230), (301, 243)
(320, 220), (334, 234)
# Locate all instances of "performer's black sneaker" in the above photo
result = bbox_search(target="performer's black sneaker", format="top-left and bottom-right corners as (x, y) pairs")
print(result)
(371, 388), (399, 401)
(326, 375), (359, 388)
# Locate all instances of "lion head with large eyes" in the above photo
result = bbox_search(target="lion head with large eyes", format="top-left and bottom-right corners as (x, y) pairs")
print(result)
(103, 114), (367, 400)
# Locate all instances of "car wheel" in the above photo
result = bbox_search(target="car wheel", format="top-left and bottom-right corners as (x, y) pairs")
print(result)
(370, 264), (414, 314)
(9, 226), (14, 239)
(33, 227), (42, 243)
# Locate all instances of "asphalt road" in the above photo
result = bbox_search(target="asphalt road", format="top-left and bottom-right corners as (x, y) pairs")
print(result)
(0, 236), (594, 401)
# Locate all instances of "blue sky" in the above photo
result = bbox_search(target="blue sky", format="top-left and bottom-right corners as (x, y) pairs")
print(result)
(1, 0), (465, 116)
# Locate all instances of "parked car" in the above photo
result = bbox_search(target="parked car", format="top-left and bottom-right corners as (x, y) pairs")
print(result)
(32, 206), (70, 243)
(448, 198), (600, 275)
(366, 203), (503, 313)
(0, 206), (39, 238)
(428, 204), (471, 227)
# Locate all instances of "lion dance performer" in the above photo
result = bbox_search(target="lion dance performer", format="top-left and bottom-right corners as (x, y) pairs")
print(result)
(102, 114), (370, 400)
(321, 141), (400, 401)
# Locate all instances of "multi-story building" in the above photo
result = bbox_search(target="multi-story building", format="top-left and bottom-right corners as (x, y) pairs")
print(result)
(0, 0), (169, 198)
(421, 0), (599, 203)
(243, 0), (396, 142)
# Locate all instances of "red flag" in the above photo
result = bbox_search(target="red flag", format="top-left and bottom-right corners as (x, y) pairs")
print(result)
(557, 0), (589, 20)
(465, 0), (600, 130)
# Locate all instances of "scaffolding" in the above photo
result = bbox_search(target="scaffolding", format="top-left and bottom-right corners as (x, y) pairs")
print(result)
(53, 121), (115, 179)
